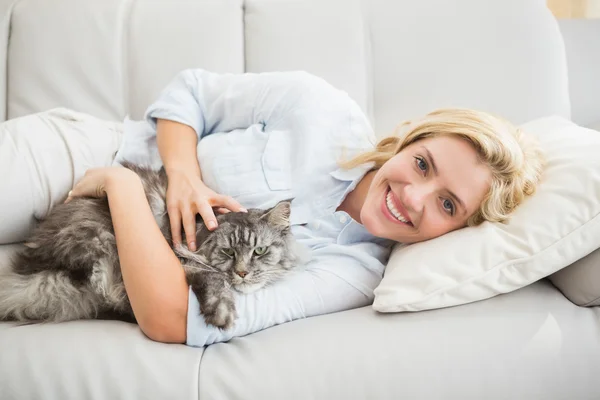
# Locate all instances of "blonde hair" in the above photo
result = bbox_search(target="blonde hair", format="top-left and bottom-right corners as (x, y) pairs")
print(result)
(342, 108), (545, 226)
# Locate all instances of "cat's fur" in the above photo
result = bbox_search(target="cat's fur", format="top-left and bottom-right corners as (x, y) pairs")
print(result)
(0, 163), (304, 330)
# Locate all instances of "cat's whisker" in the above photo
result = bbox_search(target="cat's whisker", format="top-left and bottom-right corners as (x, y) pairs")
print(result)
(173, 245), (215, 268)
(197, 262), (222, 274)
(183, 264), (223, 275)
(193, 259), (219, 271)
(178, 256), (223, 274)
(258, 270), (287, 285)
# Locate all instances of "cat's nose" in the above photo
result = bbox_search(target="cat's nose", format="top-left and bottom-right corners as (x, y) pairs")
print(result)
(236, 271), (248, 278)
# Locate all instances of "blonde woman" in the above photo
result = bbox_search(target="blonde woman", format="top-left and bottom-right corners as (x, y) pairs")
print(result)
(50, 69), (544, 346)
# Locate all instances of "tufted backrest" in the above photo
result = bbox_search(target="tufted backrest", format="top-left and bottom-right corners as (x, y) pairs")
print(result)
(0, 0), (570, 135)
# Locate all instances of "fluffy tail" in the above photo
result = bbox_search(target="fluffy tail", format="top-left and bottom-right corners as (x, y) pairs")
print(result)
(0, 265), (100, 323)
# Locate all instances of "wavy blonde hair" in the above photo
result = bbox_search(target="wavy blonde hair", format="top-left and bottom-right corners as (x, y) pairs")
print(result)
(341, 108), (545, 226)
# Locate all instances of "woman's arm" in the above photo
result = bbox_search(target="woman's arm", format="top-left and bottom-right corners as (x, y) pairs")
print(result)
(157, 119), (202, 178)
(105, 169), (188, 343)
(156, 119), (246, 250)
(186, 250), (387, 346)
(147, 69), (310, 249)
(147, 69), (335, 249)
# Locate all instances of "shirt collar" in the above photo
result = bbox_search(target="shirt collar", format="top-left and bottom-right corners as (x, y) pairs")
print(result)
(329, 162), (375, 203)
(329, 162), (396, 247)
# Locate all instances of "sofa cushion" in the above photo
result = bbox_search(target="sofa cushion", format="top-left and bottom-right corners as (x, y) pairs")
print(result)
(195, 280), (600, 400)
(4, 0), (245, 122)
(0, 243), (204, 400)
(245, 0), (371, 122)
(549, 248), (600, 307)
(373, 116), (600, 312)
(558, 19), (600, 129)
(363, 0), (570, 135)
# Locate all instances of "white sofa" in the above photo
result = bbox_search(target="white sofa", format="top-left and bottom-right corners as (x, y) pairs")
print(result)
(0, 0), (599, 399)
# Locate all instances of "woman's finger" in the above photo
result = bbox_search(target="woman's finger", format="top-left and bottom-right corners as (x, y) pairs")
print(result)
(216, 207), (231, 214)
(181, 206), (198, 251)
(64, 190), (74, 204)
(217, 195), (247, 213)
(167, 205), (183, 248)
(62, 169), (109, 204)
(196, 201), (219, 231)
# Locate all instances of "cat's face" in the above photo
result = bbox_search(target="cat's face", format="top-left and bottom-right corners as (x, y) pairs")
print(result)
(192, 200), (295, 293)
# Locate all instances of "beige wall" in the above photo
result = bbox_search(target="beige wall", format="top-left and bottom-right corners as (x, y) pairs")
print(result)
(547, 0), (600, 18)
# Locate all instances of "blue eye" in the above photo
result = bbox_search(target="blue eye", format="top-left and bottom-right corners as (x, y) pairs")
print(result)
(442, 199), (455, 215)
(415, 156), (427, 173)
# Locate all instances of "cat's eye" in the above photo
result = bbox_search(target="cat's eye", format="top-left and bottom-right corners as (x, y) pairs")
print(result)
(254, 247), (267, 256)
(221, 248), (235, 257)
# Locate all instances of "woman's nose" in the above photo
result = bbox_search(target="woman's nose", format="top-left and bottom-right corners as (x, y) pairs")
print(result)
(403, 184), (429, 213)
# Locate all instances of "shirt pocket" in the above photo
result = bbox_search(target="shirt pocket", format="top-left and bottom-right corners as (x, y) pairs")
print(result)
(199, 126), (292, 199)
(261, 130), (292, 191)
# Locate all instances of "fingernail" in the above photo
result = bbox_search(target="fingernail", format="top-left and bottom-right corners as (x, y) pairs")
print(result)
(240, 208), (248, 213)
(189, 242), (196, 251)
(208, 221), (217, 230)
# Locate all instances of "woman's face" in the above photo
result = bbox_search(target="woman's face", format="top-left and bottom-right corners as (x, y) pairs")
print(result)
(360, 135), (492, 243)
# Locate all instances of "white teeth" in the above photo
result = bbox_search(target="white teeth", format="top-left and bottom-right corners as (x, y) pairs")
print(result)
(386, 190), (409, 223)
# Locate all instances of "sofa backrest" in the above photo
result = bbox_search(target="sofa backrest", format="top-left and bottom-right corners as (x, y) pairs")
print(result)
(558, 19), (600, 128)
(0, 0), (570, 135)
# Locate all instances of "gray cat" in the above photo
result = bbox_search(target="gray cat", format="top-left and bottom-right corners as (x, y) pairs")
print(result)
(0, 163), (304, 330)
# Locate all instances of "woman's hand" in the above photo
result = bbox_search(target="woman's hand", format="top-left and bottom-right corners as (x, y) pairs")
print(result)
(64, 167), (134, 204)
(165, 169), (246, 251)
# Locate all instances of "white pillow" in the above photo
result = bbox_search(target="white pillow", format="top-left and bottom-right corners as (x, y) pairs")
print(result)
(373, 116), (600, 312)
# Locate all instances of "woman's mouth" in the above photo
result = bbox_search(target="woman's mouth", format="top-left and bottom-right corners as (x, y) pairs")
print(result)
(382, 187), (413, 226)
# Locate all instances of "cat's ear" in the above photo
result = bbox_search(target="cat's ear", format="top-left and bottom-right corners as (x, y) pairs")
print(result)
(261, 199), (292, 229)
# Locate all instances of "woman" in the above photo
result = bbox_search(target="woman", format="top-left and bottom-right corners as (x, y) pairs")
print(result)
(64, 69), (544, 346)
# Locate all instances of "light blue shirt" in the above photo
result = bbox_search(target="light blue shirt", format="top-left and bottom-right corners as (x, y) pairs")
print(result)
(113, 69), (395, 347)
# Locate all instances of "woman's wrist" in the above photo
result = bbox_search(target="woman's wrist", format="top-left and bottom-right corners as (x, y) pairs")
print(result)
(164, 164), (201, 179)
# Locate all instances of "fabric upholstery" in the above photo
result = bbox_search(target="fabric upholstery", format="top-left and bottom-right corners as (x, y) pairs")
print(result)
(196, 280), (600, 400)
(558, 19), (600, 128)
(550, 248), (600, 307)
(0, 245), (203, 400)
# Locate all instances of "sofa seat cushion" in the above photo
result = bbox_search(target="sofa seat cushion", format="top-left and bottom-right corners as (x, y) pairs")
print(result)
(2, 242), (599, 399)
(195, 280), (600, 400)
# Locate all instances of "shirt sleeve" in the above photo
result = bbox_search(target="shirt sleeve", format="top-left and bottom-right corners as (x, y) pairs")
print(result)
(185, 247), (387, 347)
(143, 68), (333, 140)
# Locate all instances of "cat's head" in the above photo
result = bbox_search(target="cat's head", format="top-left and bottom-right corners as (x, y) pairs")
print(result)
(176, 199), (300, 293)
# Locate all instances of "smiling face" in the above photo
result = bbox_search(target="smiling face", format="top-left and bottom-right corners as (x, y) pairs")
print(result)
(360, 135), (492, 243)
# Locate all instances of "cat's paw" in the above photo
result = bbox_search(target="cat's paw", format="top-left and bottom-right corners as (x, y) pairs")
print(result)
(200, 295), (237, 330)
